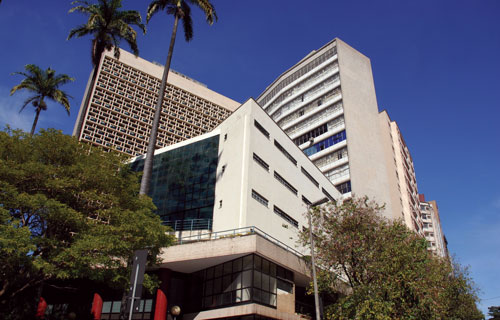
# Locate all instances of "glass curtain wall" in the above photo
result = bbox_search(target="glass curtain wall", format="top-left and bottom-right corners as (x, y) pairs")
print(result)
(199, 254), (294, 310)
(130, 135), (219, 230)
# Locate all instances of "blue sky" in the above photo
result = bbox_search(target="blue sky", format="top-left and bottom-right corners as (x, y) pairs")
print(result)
(1, 0), (499, 314)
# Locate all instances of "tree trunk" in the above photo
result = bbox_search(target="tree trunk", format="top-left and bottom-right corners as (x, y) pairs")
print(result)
(30, 105), (42, 136)
(139, 14), (180, 195)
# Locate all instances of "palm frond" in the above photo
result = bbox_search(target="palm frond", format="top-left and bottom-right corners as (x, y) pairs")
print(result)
(68, 0), (144, 66)
(19, 96), (41, 113)
(181, 2), (193, 41)
(187, 0), (217, 24)
(147, 0), (170, 23)
(10, 64), (74, 121)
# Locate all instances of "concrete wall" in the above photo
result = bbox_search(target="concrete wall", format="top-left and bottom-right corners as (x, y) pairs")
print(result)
(378, 111), (405, 221)
(336, 39), (395, 219)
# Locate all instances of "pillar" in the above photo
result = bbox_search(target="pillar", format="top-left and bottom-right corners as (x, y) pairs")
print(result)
(91, 293), (103, 320)
(153, 268), (171, 320)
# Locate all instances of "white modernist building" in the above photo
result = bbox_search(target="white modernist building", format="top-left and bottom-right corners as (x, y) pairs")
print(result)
(122, 99), (342, 320)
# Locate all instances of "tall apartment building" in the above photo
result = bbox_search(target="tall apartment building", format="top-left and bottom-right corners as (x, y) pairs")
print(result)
(379, 111), (423, 234)
(257, 38), (404, 222)
(419, 194), (449, 258)
(73, 49), (240, 156)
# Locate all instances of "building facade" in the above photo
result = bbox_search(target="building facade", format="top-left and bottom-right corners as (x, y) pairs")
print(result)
(73, 49), (240, 156)
(125, 99), (342, 319)
(257, 38), (405, 223)
(419, 194), (448, 258)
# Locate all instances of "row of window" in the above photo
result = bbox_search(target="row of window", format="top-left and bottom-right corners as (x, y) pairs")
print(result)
(293, 123), (328, 146)
(303, 130), (346, 157)
(251, 190), (299, 228)
(258, 46), (337, 107)
(200, 254), (294, 310)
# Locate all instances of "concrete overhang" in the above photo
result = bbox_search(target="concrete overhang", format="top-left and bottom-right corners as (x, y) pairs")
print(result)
(157, 234), (312, 286)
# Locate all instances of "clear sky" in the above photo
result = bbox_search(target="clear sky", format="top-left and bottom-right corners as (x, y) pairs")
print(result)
(1, 0), (499, 314)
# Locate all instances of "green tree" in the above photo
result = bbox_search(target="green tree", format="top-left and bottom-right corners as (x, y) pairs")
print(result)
(0, 128), (174, 319)
(489, 306), (500, 320)
(300, 197), (484, 320)
(10, 65), (73, 136)
(67, 0), (146, 136)
(139, 0), (217, 195)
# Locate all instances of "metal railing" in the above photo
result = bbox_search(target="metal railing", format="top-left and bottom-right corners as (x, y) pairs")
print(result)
(175, 226), (304, 258)
(163, 218), (212, 231)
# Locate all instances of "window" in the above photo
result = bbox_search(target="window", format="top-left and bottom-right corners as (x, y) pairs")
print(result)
(253, 153), (269, 171)
(274, 140), (297, 166)
(273, 206), (298, 228)
(252, 190), (268, 207)
(201, 254), (281, 309)
(336, 181), (351, 194)
(303, 130), (346, 157)
(301, 167), (319, 187)
(322, 187), (335, 202)
(274, 171), (297, 195)
(293, 124), (328, 146)
(101, 300), (152, 320)
(254, 120), (269, 138)
(302, 195), (312, 206)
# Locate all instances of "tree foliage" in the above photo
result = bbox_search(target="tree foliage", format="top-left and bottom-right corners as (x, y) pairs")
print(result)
(0, 128), (174, 318)
(10, 64), (74, 136)
(299, 196), (484, 320)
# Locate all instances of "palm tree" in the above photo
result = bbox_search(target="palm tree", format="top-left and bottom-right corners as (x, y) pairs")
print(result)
(139, 0), (217, 195)
(67, 0), (146, 136)
(10, 65), (74, 136)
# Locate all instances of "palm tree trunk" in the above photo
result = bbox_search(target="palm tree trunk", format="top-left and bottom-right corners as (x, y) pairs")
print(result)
(139, 14), (180, 195)
(30, 105), (42, 136)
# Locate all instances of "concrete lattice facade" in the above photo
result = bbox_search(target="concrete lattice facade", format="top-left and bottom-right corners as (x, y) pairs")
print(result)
(73, 49), (239, 156)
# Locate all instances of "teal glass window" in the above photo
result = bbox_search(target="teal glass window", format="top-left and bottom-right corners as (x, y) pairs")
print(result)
(130, 135), (219, 230)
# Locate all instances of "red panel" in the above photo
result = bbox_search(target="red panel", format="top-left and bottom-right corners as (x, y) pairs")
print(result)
(36, 297), (47, 319)
(154, 289), (167, 320)
(91, 293), (103, 320)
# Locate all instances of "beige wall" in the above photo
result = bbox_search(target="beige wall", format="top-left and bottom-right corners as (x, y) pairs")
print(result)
(378, 111), (405, 222)
(336, 39), (395, 219)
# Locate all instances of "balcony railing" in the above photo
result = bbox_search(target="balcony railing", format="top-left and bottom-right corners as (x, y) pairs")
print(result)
(175, 226), (304, 258)
(163, 218), (212, 231)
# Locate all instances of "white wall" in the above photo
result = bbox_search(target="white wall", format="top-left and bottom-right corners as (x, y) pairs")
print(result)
(214, 99), (341, 250)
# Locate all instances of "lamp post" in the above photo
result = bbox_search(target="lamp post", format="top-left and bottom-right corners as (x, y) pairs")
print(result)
(308, 197), (329, 320)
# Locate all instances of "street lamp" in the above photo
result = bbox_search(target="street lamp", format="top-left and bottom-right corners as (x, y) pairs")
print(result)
(171, 305), (181, 320)
(308, 197), (329, 320)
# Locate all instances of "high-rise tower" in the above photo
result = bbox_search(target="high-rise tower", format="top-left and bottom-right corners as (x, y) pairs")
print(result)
(257, 38), (403, 222)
